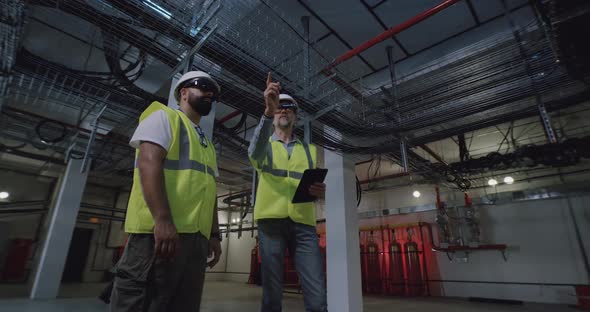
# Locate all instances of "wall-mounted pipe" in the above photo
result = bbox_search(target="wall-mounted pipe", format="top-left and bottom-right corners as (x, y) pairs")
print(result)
(80, 203), (126, 214)
(358, 172), (411, 185)
(78, 211), (125, 222)
(422, 222), (507, 253)
(0, 200), (47, 209)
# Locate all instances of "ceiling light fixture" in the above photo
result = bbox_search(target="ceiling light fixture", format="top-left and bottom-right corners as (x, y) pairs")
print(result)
(504, 176), (514, 184)
(412, 190), (421, 198)
(143, 0), (172, 20)
(0, 192), (9, 199)
(488, 179), (498, 186)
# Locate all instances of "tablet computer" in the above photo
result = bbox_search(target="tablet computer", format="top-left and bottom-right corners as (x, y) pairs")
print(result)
(292, 168), (328, 204)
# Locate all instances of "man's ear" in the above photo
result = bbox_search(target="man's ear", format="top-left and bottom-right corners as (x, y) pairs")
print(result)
(179, 88), (188, 100)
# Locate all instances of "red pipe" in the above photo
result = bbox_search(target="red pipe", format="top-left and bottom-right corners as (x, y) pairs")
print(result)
(324, 0), (462, 71)
(464, 192), (472, 208)
(217, 110), (243, 125)
(434, 244), (508, 252)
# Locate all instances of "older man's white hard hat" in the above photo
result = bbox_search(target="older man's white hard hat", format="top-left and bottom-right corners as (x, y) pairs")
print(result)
(278, 93), (298, 110)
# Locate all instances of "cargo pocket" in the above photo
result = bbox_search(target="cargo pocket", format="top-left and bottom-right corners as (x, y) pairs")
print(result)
(112, 234), (156, 309)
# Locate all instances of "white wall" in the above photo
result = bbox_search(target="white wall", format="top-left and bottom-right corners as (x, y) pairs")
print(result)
(224, 231), (257, 283)
(429, 197), (589, 304)
(206, 208), (257, 283)
(348, 181), (590, 304)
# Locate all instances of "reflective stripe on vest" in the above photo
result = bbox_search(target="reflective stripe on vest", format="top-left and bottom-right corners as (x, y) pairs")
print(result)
(133, 118), (216, 178)
(260, 141), (313, 179)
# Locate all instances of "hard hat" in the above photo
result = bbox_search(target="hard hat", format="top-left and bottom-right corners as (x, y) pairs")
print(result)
(278, 93), (298, 111)
(174, 71), (220, 102)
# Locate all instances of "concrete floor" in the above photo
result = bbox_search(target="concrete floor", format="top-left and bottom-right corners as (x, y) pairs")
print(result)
(0, 281), (575, 312)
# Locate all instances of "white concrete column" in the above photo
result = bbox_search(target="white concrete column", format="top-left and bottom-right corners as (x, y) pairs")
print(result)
(30, 158), (90, 299)
(324, 149), (363, 312)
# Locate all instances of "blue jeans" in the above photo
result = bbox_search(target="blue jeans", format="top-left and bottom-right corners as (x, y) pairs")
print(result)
(258, 218), (327, 312)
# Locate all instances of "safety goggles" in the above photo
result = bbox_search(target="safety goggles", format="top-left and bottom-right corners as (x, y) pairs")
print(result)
(181, 77), (220, 102)
(278, 100), (297, 112)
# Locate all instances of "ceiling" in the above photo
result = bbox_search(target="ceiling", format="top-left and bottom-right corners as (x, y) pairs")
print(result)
(1, 0), (589, 194)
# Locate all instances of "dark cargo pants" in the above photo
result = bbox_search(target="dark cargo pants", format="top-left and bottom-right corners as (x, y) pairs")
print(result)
(110, 233), (208, 312)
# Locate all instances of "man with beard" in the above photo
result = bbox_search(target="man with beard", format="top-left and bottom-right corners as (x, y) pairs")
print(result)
(248, 73), (327, 312)
(110, 71), (222, 312)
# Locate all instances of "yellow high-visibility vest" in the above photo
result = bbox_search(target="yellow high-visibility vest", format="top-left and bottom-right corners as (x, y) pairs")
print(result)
(125, 102), (217, 238)
(251, 138), (317, 226)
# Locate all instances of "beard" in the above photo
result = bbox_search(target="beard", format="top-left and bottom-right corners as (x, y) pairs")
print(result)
(188, 93), (213, 116)
(275, 115), (293, 129)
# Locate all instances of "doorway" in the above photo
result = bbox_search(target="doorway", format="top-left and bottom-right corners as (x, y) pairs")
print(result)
(61, 227), (93, 283)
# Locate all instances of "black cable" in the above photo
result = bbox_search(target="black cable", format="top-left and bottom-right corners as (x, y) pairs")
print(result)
(374, 156), (382, 181)
(224, 112), (248, 133)
(356, 175), (362, 207)
(366, 156), (375, 186)
(496, 124), (512, 153)
(35, 119), (67, 144)
(101, 30), (153, 100)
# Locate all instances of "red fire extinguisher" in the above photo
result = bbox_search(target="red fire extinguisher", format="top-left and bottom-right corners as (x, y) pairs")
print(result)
(366, 231), (381, 294)
(404, 228), (424, 296)
(359, 232), (368, 293)
(388, 229), (404, 296)
(2, 239), (33, 281)
(319, 234), (327, 287)
(248, 237), (261, 285)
